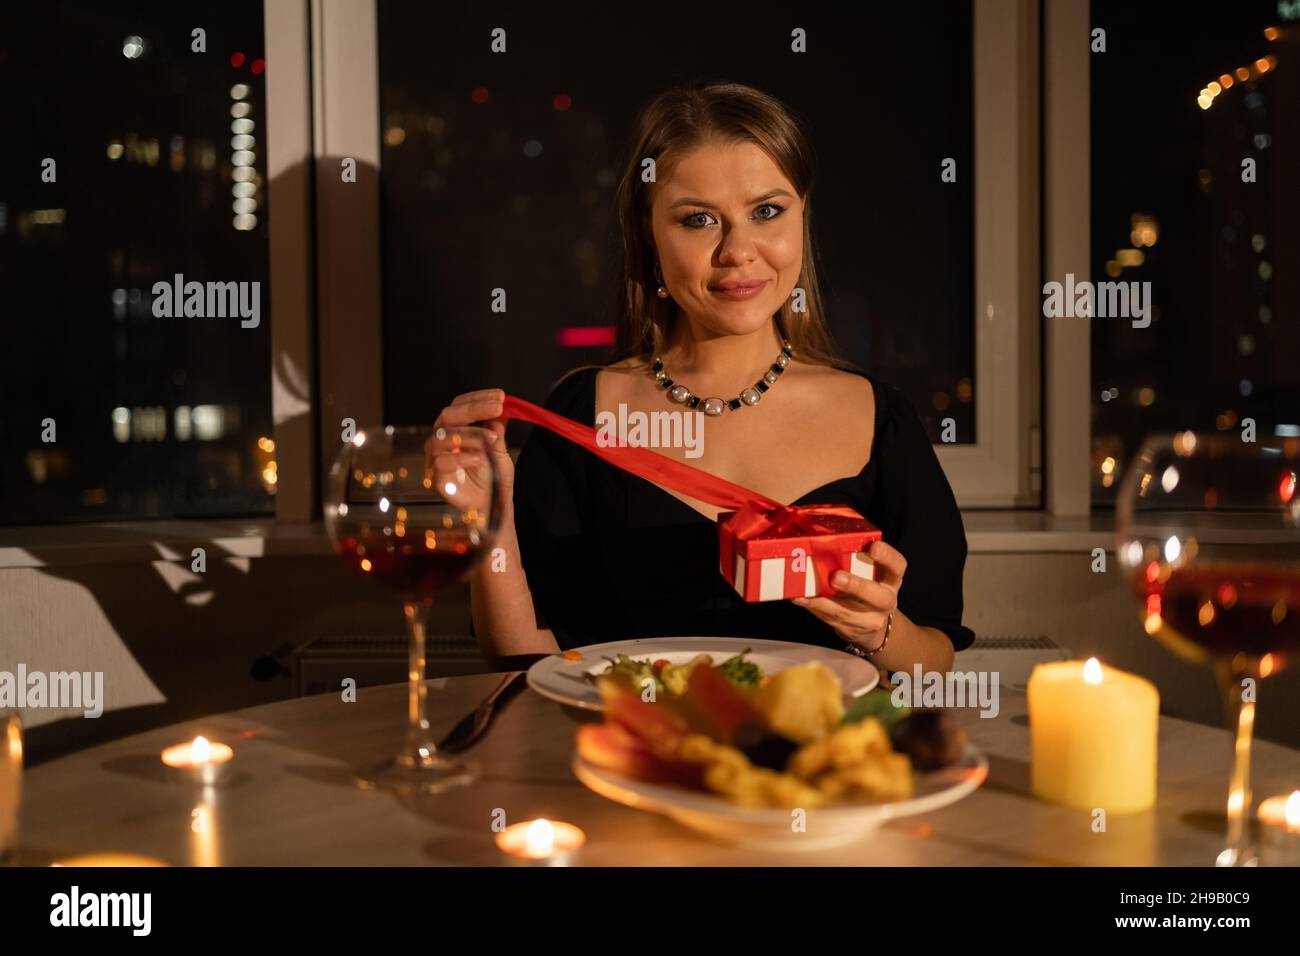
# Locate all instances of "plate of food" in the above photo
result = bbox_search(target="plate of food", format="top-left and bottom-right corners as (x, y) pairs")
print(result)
(526, 636), (880, 712)
(572, 660), (986, 850)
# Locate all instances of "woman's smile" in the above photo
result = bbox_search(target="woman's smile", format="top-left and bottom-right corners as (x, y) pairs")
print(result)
(709, 278), (769, 301)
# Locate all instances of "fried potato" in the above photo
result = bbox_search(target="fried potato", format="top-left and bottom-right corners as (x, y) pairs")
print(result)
(814, 751), (914, 802)
(788, 718), (891, 779)
(679, 732), (826, 808)
(669, 667), (916, 809)
(761, 772), (826, 809)
(678, 733), (745, 770)
(753, 662), (844, 743)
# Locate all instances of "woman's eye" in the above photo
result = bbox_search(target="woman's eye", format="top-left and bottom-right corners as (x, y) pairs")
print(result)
(679, 204), (785, 228)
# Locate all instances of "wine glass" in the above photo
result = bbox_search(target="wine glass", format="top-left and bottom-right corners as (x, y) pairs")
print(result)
(325, 423), (503, 794)
(1116, 432), (1300, 866)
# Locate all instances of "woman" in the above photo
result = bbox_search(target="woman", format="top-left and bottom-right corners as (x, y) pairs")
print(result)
(437, 81), (973, 674)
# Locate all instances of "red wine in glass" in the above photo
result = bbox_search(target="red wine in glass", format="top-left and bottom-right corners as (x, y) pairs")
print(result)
(1133, 563), (1300, 672)
(326, 424), (502, 794)
(336, 531), (481, 597)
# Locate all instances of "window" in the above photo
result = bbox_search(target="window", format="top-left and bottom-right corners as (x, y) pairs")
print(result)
(1090, 1), (1298, 506)
(0, 1), (274, 524)
(3, 3), (1041, 525)
(377, 5), (976, 446)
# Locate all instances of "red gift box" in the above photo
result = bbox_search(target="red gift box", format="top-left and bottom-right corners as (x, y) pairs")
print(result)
(718, 506), (882, 602)
(500, 395), (884, 603)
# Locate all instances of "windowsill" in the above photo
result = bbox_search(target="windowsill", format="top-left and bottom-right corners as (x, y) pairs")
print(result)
(962, 510), (1115, 553)
(0, 518), (333, 569)
(0, 510), (1117, 570)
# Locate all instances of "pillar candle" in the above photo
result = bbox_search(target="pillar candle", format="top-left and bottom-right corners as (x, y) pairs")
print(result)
(1028, 658), (1159, 814)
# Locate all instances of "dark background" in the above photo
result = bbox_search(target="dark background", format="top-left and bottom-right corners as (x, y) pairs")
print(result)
(377, 3), (976, 442)
(1090, 0), (1300, 505)
(0, 0), (274, 524)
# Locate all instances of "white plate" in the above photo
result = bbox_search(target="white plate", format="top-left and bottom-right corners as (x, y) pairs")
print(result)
(526, 636), (879, 712)
(573, 745), (988, 852)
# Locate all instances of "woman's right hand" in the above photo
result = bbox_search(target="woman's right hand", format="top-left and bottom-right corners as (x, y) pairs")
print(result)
(429, 388), (515, 518)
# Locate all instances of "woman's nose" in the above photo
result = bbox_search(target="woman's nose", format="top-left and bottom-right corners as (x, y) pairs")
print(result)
(716, 225), (758, 264)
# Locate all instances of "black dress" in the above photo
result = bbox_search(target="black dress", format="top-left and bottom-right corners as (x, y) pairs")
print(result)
(510, 365), (975, 654)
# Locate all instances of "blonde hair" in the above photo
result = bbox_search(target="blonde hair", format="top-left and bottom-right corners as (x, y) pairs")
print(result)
(606, 80), (852, 373)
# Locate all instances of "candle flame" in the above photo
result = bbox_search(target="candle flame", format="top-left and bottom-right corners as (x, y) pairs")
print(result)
(1287, 791), (1300, 829)
(1227, 786), (1245, 814)
(1083, 658), (1103, 684)
(5, 717), (21, 762)
(525, 819), (555, 853)
(191, 736), (211, 764)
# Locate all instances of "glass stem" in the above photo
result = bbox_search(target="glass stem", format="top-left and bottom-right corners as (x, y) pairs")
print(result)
(401, 599), (437, 767)
(1215, 660), (1257, 867)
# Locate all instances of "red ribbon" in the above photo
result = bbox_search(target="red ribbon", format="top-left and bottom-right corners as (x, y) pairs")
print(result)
(500, 395), (878, 597)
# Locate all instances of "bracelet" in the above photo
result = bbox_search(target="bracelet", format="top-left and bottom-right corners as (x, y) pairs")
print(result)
(844, 611), (892, 659)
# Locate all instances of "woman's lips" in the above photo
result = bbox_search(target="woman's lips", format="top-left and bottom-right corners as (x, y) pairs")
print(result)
(709, 280), (768, 301)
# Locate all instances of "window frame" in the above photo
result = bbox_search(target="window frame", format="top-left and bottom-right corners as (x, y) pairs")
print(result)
(264, 0), (317, 522)
(1042, 0), (1092, 518)
(934, 0), (1042, 508)
(265, 0), (385, 519)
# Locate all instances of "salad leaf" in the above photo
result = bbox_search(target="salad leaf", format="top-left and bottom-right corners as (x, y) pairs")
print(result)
(600, 654), (663, 697)
(840, 688), (910, 732)
(717, 649), (762, 688)
(593, 650), (766, 697)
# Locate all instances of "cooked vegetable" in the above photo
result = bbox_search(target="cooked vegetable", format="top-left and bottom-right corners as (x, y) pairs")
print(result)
(605, 690), (689, 757)
(576, 723), (703, 789)
(717, 649), (762, 688)
(658, 654), (713, 696)
(680, 663), (768, 744)
(841, 688), (911, 733)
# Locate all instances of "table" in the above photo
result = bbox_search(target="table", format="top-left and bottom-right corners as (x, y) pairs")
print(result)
(14, 672), (1300, 865)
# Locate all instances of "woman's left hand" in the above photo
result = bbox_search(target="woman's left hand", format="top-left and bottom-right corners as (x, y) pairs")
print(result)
(792, 539), (906, 651)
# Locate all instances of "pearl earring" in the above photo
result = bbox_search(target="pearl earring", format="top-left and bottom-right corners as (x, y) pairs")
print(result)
(654, 262), (668, 299)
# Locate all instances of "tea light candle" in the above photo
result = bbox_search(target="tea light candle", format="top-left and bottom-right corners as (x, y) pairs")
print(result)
(0, 715), (21, 861)
(495, 819), (585, 865)
(1257, 791), (1300, 866)
(161, 736), (233, 784)
(1028, 657), (1159, 813)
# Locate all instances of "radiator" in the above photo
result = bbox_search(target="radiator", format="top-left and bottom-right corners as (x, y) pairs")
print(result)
(958, 634), (1071, 689)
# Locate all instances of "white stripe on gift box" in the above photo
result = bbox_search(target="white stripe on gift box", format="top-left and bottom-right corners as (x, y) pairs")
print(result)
(732, 554), (747, 596)
(729, 551), (874, 600)
(760, 557), (786, 601)
(850, 551), (875, 582)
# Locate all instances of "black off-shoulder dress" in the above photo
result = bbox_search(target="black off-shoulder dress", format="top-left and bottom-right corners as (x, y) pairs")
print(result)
(510, 365), (975, 654)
